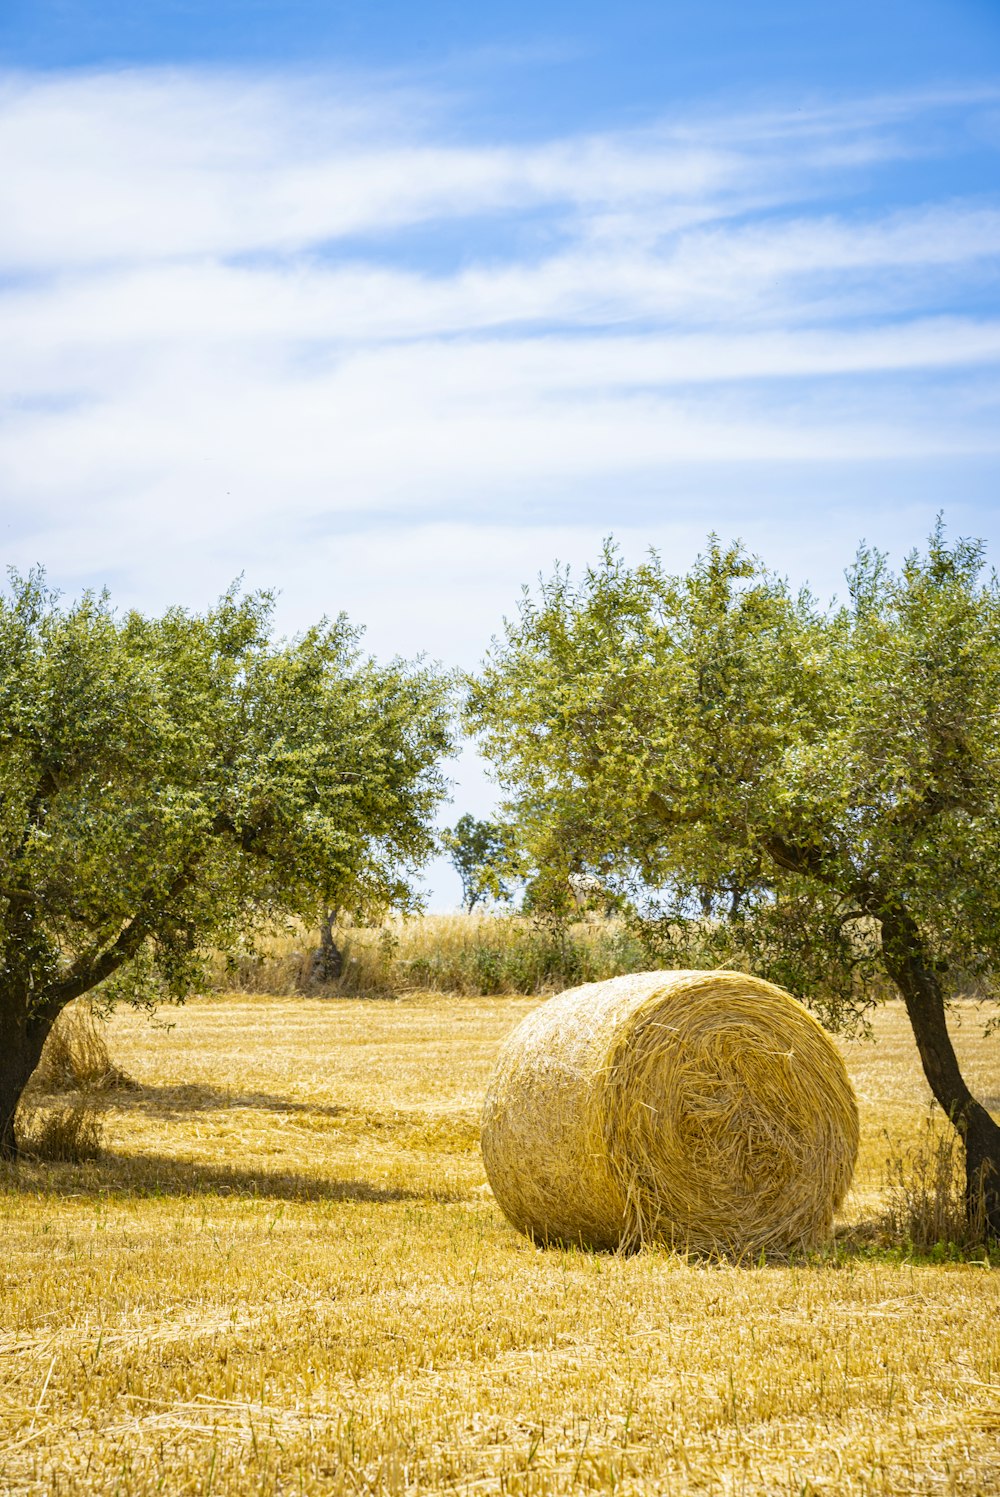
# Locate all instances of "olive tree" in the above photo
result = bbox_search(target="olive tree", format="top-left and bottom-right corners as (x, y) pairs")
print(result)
(469, 527), (1000, 1231)
(0, 572), (453, 1157)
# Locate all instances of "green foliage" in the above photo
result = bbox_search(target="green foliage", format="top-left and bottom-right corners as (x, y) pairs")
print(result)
(0, 569), (453, 1021)
(400, 921), (646, 995)
(440, 813), (520, 912)
(384, 917), (649, 996)
(468, 525), (1000, 1025)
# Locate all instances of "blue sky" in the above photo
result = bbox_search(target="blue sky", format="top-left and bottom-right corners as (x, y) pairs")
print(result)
(5, 3), (1000, 118)
(2, 2), (1000, 903)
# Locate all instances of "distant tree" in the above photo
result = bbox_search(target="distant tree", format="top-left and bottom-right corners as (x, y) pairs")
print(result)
(469, 527), (1000, 1233)
(0, 571), (452, 1158)
(440, 814), (519, 912)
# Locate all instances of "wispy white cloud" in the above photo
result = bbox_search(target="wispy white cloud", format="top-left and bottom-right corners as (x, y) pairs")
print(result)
(0, 70), (745, 270)
(1, 67), (998, 684)
(5, 196), (1000, 376)
(4, 71), (995, 270)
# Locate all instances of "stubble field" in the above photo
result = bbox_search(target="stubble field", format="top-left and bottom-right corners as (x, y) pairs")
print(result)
(1, 992), (998, 1495)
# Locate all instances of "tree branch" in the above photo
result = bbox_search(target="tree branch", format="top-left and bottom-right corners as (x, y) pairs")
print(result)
(646, 789), (710, 827)
(39, 862), (201, 1013)
(24, 798), (276, 1018)
(761, 833), (837, 883)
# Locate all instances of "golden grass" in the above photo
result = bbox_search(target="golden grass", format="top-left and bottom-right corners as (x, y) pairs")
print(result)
(209, 913), (650, 997)
(0, 993), (997, 1495)
(482, 972), (859, 1255)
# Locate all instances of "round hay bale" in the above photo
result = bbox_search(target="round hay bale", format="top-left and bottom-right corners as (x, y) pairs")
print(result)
(481, 970), (859, 1255)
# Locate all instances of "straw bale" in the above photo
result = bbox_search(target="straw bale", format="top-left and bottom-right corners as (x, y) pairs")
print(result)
(481, 970), (859, 1254)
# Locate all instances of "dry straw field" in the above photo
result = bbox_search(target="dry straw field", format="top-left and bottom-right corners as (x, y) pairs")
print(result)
(2, 980), (999, 1495)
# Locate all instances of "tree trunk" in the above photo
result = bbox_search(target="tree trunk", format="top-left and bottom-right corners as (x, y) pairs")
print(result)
(0, 1000), (56, 1162)
(965, 1109), (1000, 1232)
(880, 909), (1000, 1236)
(309, 910), (344, 989)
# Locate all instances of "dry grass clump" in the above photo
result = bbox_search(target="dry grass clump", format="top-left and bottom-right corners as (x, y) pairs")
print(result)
(33, 1001), (138, 1093)
(18, 1093), (106, 1162)
(16, 1001), (137, 1164)
(482, 969), (859, 1256)
(879, 1107), (991, 1253)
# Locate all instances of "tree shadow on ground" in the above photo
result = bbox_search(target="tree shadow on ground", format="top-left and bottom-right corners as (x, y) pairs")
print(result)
(85, 1082), (348, 1120)
(0, 1149), (466, 1206)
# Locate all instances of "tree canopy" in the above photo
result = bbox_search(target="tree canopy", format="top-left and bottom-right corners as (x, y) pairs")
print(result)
(0, 572), (452, 1156)
(440, 814), (519, 912)
(468, 525), (1000, 1229)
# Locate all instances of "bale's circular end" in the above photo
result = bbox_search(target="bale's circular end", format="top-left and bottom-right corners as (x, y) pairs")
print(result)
(481, 970), (858, 1255)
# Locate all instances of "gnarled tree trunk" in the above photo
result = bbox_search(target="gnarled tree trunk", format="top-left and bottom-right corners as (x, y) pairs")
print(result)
(880, 908), (1000, 1236)
(0, 995), (57, 1161)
